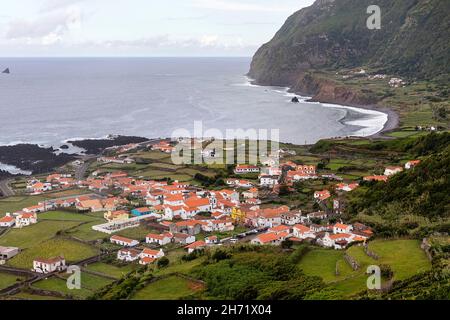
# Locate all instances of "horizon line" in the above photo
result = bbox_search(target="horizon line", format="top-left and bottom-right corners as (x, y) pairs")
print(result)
(0, 56), (253, 59)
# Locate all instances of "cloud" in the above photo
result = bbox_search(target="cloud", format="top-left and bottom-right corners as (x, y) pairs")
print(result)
(40, 0), (86, 12)
(80, 34), (257, 53)
(191, 0), (297, 12)
(5, 7), (81, 43)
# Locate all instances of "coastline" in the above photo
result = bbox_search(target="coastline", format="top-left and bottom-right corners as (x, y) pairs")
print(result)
(247, 77), (396, 139)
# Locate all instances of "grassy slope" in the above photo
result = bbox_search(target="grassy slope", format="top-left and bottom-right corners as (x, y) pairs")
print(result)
(131, 276), (203, 300)
(297, 239), (431, 298)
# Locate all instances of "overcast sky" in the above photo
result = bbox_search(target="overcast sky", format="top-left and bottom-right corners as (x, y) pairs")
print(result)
(0, 0), (315, 57)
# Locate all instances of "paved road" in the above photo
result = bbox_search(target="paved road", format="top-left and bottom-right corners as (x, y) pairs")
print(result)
(73, 155), (97, 180)
(0, 179), (14, 197)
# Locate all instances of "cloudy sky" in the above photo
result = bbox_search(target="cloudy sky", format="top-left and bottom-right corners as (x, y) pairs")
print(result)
(0, 0), (314, 57)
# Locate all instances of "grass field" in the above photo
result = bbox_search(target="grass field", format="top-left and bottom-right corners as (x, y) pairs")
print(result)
(0, 190), (93, 215)
(58, 271), (114, 291)
(0, 220), (81, 248)
(11, 292), (65, 300)
(32, 277), (93, 299)
(7, 238), (99, 269)
(368, 239), (431, 280)
(65, 221), (108, 242)
(131, 275), (204, 300)
(0, 272), (23, 290)
(298, 240), (432, 298)
(297, 248), (353, 283)
(85, 262), (137, 279)
(38, 211), (100, 222)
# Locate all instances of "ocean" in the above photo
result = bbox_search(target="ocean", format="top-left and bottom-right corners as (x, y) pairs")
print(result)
(0, 57), (387, 148)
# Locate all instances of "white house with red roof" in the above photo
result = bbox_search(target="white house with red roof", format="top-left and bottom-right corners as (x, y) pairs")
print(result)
(0, 214), (15, 228)
(314, 190), (331, 201)
(110, 235), (139, 247)
(117, 248), (141, 262)
(185, 241), (206, 254)
(384, 166), (404, 176)
(15, 212), (37, 227)
(336, 183), (359, 192)
(202, 219), (234, 232)
(33, 256), (66, 273)
(145, 233), (173, 246)
(268, 225), (292, 236)
(333, 223), (353, 234)
(205, 236), (219, 244)
(251, 232), (287, 245)
(405, 160), (421, 169)
(293, 224), (316, 239)
(141, 248), (165, 260)
(322, 233), (354, 250)
(27, 181), (52, 194)
(173, 233), (196, 245)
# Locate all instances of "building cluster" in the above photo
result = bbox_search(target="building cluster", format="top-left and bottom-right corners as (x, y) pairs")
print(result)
(251, 219), (373, 250)
(363, 161), (421, 183)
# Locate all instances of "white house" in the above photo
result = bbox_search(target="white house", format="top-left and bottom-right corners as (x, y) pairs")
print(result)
(293, 224), (316, 239)
(205, 236), (219, 244)
(257, 212), (282, 228)
(322, 233), (356, 250)
(33, 256), (66, 273)
(235, 165), (260, 174)
(173, 233), (196, 245)
(145, 233), (173, 246)
(141, 248), (165, 260)
(333, 223), (353, 234)
(384, 166), (404, 176)
(251, 232), (287, 245)
(0, 214), (16, 228)
(117, 248), (141, 262)
(185, 241), (206, 254)
(405, 160), (421, 169)
(202, 219), (235, 232)
(259, 175), (279, 187)
(280, 212), (302, 226)
(15, 213), (37, 227)
(0, 246), (19, 260)
(110, 235), (139, 247)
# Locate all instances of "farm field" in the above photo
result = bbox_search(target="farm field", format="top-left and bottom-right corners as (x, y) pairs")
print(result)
(0, 272), (23, 290)
(32, 277), (93, 299)
(0, 220), (81, 248)
(11, 292), (65, 300)
(131, 275), (204, 300)
(38, 211), (100, 222)
(297, 240), (432, 298)
(58, 271), (115, 291)
(7, 238), (99, 269)
(85, 262), (137, 279)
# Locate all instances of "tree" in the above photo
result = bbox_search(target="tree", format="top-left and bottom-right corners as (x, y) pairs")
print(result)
(281, 239), (293, 249)
(157, 257), (169, 268)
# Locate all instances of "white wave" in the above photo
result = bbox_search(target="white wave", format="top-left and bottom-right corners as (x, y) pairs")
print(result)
(0, 162), (32, 175)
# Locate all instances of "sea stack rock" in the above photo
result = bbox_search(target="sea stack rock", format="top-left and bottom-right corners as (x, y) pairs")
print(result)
(291, 96), (299, 103)
(2, 68), (10, 74)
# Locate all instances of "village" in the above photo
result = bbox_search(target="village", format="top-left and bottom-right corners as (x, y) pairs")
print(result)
(0, 138), (423, 277)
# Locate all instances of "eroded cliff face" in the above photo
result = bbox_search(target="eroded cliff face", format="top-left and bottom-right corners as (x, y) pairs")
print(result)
(289, 73), (378, 107)
(249, 0), (449, 106)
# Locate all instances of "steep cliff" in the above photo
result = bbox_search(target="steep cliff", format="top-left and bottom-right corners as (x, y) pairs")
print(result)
(249, 0), (449, 104)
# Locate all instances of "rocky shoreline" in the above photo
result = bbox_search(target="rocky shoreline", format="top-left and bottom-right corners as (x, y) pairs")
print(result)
(67, 135), (149, 155)
(0, 135), (150, 176)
